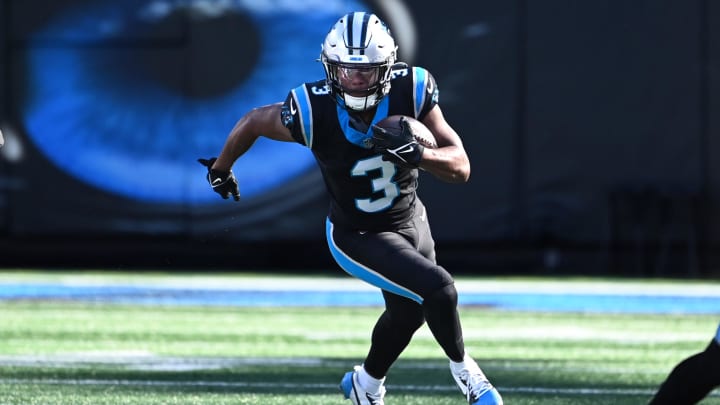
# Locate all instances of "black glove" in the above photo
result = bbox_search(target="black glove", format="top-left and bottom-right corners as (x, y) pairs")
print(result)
(198, 157), (240, 201)
(371, 117), (424, 168)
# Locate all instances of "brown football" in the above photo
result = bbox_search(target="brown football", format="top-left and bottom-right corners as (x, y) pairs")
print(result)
(374, 115), (438, 149)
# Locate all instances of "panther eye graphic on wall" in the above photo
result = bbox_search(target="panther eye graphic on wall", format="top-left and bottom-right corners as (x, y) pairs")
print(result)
(20, 0), (416, 208)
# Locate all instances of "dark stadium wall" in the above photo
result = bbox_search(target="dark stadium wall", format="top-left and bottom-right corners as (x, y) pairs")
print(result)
(707, 0), (720, 272)
(0, 0), (7, 233)
(0, 0), (718, 275)
(406, 0), (718, 275)
(517, 0), (707, 276)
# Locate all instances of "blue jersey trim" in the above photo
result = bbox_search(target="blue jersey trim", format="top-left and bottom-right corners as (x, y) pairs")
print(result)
(325, 218), (424, 304)
(413, 67), (427, 118)
(336, 97), (389, 149)
(291, 85), (314, 148)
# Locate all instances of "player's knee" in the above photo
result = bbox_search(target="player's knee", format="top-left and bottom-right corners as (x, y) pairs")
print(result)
(423, 283), (458, 311)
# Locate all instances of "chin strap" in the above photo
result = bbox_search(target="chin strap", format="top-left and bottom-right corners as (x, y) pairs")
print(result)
(343, 93), (379, 111)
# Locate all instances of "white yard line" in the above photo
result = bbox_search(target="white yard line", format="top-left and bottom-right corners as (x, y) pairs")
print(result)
(6, 354), (719, 398)
(0, 354), (670, 375)
(0, 377), (670, 397)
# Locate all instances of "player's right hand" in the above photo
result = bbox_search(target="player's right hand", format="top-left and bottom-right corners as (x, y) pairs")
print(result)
(198, 157), (240, 201)
(371, 117), (424, 168)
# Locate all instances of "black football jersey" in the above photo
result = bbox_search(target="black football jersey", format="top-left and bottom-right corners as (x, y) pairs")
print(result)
(282, 65), (439, 231)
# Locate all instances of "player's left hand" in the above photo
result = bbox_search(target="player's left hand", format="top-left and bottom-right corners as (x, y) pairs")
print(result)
(198, 157), (240, 201)
(371, 117), (424, 168)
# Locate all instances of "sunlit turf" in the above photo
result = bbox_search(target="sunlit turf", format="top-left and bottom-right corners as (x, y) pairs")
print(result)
(0, 271), (719, 404)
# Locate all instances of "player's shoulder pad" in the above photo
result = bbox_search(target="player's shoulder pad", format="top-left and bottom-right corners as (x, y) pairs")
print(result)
(283, 80), (328, 148)
(390, 64), (439, 119)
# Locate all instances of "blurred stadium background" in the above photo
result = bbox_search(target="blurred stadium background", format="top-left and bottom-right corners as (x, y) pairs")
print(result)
(0, 0), (718, 278)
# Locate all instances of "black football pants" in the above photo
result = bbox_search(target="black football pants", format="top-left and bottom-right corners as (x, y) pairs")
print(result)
(326, 203), (465, 378)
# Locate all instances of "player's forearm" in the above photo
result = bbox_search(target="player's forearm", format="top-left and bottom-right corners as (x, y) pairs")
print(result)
(419, 145), (470, 183)
(213, 104), (293, 172)
(212, 116), (261, 172)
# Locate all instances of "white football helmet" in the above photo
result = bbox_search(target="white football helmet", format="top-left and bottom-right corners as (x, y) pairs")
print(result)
(321, 12), (397, 111)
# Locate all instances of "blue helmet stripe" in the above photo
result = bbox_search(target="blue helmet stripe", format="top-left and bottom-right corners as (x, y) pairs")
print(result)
(326, 218), (424, 304)
(346, 12), (371, 55)
(346, 13), (355, 55)
(358, 12), (370, 55)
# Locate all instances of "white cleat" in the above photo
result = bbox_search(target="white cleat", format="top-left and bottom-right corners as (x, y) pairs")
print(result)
(340, 365), (386, 405)
(450, 356), (503, 405)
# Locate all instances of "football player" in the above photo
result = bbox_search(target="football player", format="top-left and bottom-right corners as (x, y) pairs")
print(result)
(648, 321), (720, 405)
(199, 11), (502, 405)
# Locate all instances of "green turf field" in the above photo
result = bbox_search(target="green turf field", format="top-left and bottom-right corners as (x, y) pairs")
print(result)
(0, 271), (718, 404)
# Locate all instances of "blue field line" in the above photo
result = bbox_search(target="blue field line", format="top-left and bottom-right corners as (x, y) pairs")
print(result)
(0, 281), (719, 314)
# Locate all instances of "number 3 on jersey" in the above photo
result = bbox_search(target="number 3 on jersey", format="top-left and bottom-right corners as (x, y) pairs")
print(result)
(351, 156), (400, 213)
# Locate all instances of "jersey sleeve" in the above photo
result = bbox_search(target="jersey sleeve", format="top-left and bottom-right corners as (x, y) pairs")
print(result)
(281, 84), (315, 148)
(412, 67), (440, 121)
